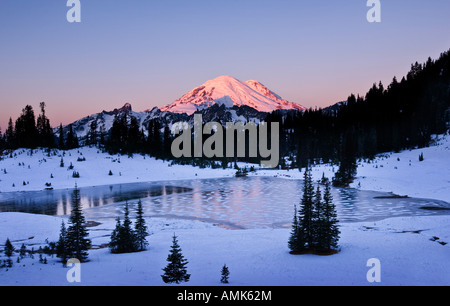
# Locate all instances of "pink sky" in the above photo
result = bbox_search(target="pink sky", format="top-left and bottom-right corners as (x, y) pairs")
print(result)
(1, 1), (450, 130)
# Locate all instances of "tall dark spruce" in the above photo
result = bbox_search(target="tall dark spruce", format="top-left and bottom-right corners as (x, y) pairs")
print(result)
(134, 199), (149, 251)
(65, 185), (91, 262)
(318, 180), (340, 251)
(298, 166), (315, 249)
(289, 168), (340, 254)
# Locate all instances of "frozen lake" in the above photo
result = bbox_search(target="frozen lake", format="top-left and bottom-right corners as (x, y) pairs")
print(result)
(0, 177), (449, 229)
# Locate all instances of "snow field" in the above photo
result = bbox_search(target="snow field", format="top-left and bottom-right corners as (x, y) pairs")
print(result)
(0, 212), (448, 285)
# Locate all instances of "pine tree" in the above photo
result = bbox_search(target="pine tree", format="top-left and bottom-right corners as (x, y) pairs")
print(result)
(66, 124), (77, 149)
(220, 264), (230, 284)
(134, 199), (149, 251)
(65, 185), (91, 262)
(288, 204), (305, 253)
(109, 202), (140, 254)
(320, 180), (340, 251)
(127, 116), (141, 154)
(299, 166), (315, 248)
(121, 201), (138, 252)
(4, 238), (14, 258)
(163, 123), (172, 160)
(5, 117), (15, 149)
(19, 243), (27, 259)
(333, 129), (358, 187)
(312, 185), (323, 249)
(15, 105), (38, 148)
(56, 220), (68, 262)
(109, 217), (122, 253)
(58, 123), (65, 150)
(161, 234), (190, 284)
(36, 102), (54, 148)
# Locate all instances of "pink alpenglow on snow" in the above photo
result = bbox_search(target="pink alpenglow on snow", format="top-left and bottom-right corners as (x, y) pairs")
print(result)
(160, 75), (306, 115)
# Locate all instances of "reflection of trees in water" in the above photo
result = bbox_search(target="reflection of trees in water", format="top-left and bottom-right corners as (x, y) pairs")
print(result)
(0, 179), (449, 225)
(0, 184), (193, 216)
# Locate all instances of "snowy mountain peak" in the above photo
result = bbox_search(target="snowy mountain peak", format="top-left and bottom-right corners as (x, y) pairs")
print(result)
(114, 103), (132, 113)
(160, 75), (305, 115)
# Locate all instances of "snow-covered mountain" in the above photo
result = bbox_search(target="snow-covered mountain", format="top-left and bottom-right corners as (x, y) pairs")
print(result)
(56, 76), (305, 143)
(160, 75), (305, 115)
(55, 104), (187, 141)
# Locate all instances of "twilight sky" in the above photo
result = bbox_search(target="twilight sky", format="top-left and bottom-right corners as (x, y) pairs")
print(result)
(1, 0), (450, 130)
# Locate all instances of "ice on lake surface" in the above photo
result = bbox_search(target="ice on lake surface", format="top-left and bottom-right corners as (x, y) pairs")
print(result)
(0, 177), (449, 229)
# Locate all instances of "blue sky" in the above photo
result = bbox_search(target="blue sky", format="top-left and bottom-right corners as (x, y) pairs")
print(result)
(1, 0), (450, 129)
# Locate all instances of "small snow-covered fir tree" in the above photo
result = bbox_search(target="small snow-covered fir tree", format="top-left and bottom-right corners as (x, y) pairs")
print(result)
(161, 234), (190, 284)
(4, 238), (14, 258)
(109, 202), (139, 254)
(220, 264), (230, 284)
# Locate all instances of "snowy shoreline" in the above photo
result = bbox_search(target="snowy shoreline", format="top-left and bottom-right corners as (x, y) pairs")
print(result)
(0, 212), (449, 286)
(0, 133), (449, 202)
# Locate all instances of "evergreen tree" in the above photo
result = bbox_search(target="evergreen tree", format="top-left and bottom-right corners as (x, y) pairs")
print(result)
(89, 121), (98, 146)
(56, 220), (68, 262)
(4, 238), (14, 258)
(220, 264), (230, 284)
(312, 185), (323, 249)
(0, 127), (3, 151)
(66, 124), (79, 150)
(109, 202), (139, 253)
(65, 185), (91, 262)
(333, 129), (358, 187)
(15, 105), (38, 148)
(298, 166), (315, 248)
(109, 217), (123, 253)
(318, 180), (340, 251)
(36, 102), (54, 148)
(161, 234), (190, 284)
(121, 201), (138, 252)
(134, 199), (149, 251)
(19, 243), (27, 258)
(127, 115), (141, 154)
(99, 124), (106, 147)
(163, 123), (172, 160)
(288, 204), (305, 252)
(5, 117), (15, 149)
(289, 169), (340, 254)
(58, 123), (65, 150)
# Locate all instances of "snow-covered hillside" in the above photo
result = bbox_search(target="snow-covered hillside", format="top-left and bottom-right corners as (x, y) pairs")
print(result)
(160, 75), (305, 115)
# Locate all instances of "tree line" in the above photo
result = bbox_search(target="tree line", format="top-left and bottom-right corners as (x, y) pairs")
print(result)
(266, 48), (450, 185)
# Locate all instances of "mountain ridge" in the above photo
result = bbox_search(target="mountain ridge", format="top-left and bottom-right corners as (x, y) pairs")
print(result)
(56, 76), (306, 143)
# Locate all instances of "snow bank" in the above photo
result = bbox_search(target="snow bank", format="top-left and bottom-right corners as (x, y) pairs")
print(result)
(0, 212), (448, 286)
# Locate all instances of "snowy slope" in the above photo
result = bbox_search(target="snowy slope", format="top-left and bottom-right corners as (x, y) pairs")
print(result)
(160, 75), (306, 115)
(0, 212), (449, 285)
